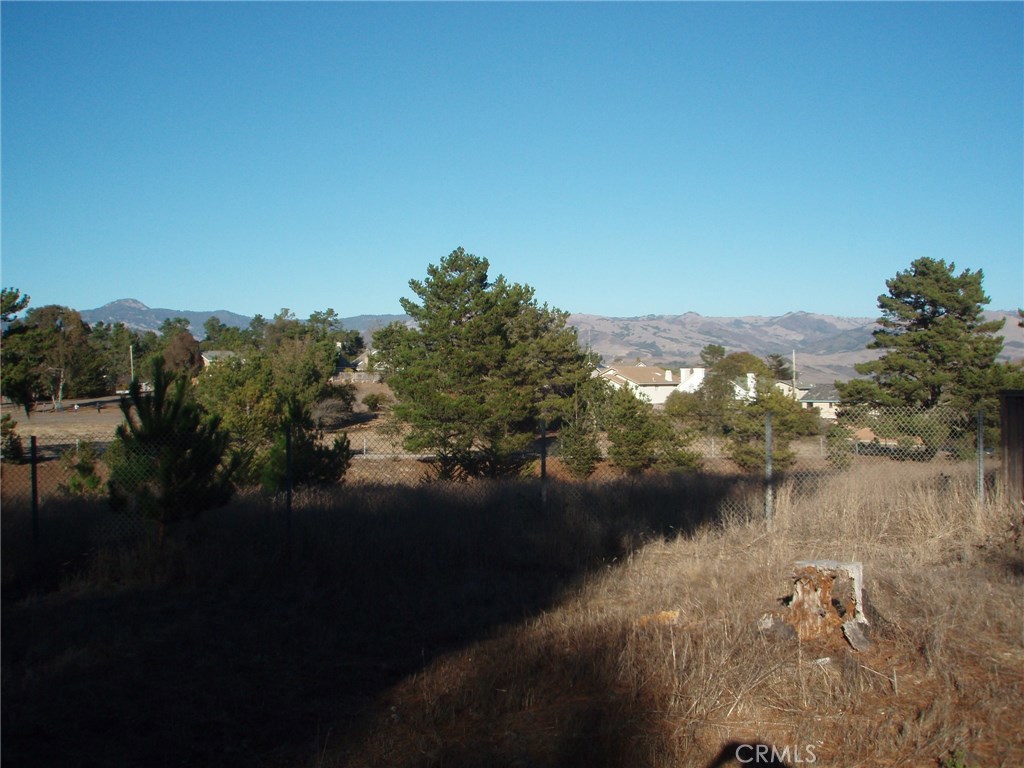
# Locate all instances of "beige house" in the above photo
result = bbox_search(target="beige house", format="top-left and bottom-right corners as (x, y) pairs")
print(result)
(773, 380), (812, 401)
(800, 384), (841, 420)
(598, 364), (680, 406)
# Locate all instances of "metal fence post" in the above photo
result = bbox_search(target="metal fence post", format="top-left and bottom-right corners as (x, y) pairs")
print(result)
(1000, 391), (1024, 504)
(977, 409), (984, 505)
(764, 411), (774, 530)
(539, 417), (548, 509)
(30, 436), (39, 573)
(285, 423), (293, 557)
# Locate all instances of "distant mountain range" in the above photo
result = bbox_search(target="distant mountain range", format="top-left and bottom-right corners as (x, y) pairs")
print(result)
(569, 312), (881, 384)
(79, 299), (253, 335)
(80, 299), (1024, 386)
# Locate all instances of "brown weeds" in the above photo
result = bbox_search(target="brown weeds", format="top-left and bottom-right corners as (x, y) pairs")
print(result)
(3, 465), (1022, 767)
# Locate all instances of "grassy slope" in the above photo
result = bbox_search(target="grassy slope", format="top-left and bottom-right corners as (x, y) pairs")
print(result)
(3, 467), (1022, 768)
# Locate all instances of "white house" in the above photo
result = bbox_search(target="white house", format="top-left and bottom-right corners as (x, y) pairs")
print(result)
(731, 372), (759, 402)
(598, 364), (680, 406)
(599, 364), (811, 409)
(599, 364), (756, 407)
(675, 367), (707, 393)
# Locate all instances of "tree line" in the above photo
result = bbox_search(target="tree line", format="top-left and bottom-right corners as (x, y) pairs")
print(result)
(2, 251), (1020, 536)
(1, 294), (363, 533)
(372, 251), (1021, 479)
(0, 292), (362, 413)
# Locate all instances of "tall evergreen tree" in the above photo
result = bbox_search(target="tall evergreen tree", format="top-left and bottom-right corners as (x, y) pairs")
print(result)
(765, 353), (794, 382)
(87, 321), (147, 393)
(838, 257), (1005, 411)
(374, 248), (592, 479)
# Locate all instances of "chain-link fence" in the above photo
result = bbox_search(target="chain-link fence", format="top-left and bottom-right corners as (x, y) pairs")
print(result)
(4, 391), (1019, 593)
(4, 403), (1015, 528)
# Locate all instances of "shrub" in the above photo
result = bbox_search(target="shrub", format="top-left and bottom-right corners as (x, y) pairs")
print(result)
(825, 423), (855, 470)
(60, 442), (105, 497)
(1, 413), (23, 463)
(558, 414), (602, 480)
(361, 392), (390, 412)
(107, 361), (240, 541)
(259, 401), (353, 493)
(603, 387), (701, 475)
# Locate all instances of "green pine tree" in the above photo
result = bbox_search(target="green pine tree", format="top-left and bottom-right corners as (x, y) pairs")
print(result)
(260, 399), (353, 493)
(725, 383), (816, 472)
(604, 386), (700, 476)
(374, 248), (592, 480)
(558, 411), (602, 480)
(838, 257), (1005, 411)
(107, 360), (240, 541)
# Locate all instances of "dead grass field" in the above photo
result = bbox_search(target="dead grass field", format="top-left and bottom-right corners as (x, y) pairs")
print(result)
(332, 464), (1023, 768)
(2, 454), (1022, 767)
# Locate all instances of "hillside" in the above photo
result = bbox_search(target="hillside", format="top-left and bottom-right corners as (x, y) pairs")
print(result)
(569, 311), (880, 384)
(78, 300), (1023, 386)
(571, 310), (1023, 384)
(79, 299), (252, 335)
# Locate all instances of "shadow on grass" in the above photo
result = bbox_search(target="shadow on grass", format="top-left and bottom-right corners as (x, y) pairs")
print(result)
(2, 473), (747, 768)
(704, 741), (793, 767)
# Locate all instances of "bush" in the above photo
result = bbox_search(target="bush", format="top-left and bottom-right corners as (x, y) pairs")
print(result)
(557, 414), (602, 479)
(825, 423), (854, 470)
(107, 361), (240, 541)
(1, 413), (23, 463)
(603, 387), (701, 476)
(311, 394), (357, 429)
(361, 393), (390, 412)
(60, 442), (105, 497)
(260, 402), (353, 493)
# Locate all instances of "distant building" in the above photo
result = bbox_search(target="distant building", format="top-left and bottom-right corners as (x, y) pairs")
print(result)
(800, 384), (841, 420)
(675, 367), (707, 393)
(598, 364), (757, 407)
(598, 363), (680, 406)
(773, 380), (812, 401)
(333, 350), (381, 383)
(201, 350), (238, 367)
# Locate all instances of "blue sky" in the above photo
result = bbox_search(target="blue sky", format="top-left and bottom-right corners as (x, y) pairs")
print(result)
(2, 2), (1022, 321)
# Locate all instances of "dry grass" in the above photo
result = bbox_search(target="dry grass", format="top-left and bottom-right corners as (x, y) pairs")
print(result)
(336, 466), (1023, 768)
(2, 464), (1022, 767)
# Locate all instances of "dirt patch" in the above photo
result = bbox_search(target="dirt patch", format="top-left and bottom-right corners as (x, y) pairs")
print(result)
(3, 398), (124, 444)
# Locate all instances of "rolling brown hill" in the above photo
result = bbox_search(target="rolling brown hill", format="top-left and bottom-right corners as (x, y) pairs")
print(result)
(80, 300), (1023, 386)
(569, 310), (1024, 385)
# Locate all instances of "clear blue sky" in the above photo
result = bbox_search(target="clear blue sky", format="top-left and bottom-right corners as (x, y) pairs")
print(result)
(2, 2), (1022, 321)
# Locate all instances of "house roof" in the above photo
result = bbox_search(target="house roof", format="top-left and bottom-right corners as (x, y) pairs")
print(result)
(775, 380), (812, 393)
(201, 350), (238, 364)
(599, 365), (675, 387)
(802, 384), (841, 403)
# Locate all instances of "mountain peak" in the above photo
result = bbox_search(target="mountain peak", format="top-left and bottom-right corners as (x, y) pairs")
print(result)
(107, 298), (150, 310)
